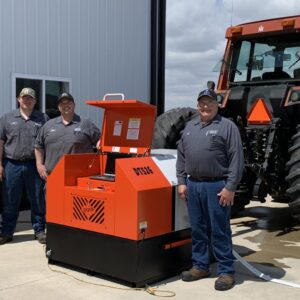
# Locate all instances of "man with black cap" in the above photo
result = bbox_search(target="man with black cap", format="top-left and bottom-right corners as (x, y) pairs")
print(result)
(0, 87), (48, 245)
(35, 92), (100, 180)
(176, 83), (244, 291)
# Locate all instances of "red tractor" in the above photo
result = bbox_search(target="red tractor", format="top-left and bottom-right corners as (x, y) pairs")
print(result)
(153, 15), (300, 221)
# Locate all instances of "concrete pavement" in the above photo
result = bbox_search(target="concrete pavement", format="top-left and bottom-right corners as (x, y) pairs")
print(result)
(0, 199), (299, 300)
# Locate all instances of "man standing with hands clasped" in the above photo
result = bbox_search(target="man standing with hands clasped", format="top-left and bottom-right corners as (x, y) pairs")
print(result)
(176, 82), (244, 291)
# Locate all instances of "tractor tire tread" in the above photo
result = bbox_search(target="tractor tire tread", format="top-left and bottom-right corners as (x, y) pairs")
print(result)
(152, 107), (198, 149)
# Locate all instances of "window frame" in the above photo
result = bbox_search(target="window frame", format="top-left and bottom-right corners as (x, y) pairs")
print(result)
(12, 73), (72, 112)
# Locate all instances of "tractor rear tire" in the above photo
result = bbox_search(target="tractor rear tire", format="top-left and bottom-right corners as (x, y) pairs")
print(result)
(152, 107), (198, 149)
(286, 124), (300, 222)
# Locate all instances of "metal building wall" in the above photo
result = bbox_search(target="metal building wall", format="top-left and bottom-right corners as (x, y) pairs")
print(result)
(0, 0), (151, 125)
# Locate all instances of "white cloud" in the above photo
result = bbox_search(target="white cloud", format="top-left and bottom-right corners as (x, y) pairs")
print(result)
(165, 0), (300, 110)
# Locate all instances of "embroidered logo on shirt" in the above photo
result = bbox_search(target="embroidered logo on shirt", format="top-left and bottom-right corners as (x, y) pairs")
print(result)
(50, 128), (56, 132)
(74, 127), (82, 132)
(206, 129), (218, 136)
(10, 121), (18, 125)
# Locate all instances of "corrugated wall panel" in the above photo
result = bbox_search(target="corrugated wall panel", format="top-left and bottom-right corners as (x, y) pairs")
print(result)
(36, 0), (50, 75)
(0, 0), (14, 112)
(0, 0), (151, 125)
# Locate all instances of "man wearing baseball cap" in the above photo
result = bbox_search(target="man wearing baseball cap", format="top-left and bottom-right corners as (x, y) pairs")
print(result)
(176, 82), (244, 291)
(57, 92), (74, 104)
(0, 88), (49, 244)
(35, 92), (100, 180)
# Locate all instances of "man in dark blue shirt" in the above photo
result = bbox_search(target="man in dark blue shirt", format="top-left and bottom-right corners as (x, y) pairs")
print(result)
(176, 87), (244, 291)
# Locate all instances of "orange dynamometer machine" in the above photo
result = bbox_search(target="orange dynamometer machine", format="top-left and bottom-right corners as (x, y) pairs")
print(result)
(45, 95), (191, 287)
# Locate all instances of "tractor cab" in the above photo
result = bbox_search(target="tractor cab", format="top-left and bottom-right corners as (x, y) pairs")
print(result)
(215, 16), (300, 218)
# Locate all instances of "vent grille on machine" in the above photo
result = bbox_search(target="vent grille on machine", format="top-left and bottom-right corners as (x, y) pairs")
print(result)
(72, 196), (105, 224)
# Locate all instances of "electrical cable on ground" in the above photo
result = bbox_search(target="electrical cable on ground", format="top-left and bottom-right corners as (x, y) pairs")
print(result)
(21, 222), (176, 296)
(47, 263), (175, 297)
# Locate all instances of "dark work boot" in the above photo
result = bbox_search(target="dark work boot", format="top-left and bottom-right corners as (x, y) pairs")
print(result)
(182, 267), (210, 282)
(0, 234), (13, 245)
(34, 231), (46, 244)
(215, 274), (235, 291)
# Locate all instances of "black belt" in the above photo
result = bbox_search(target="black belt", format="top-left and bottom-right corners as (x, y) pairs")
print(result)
(189, 176), (226, 182)
(6, 158), (35, 163)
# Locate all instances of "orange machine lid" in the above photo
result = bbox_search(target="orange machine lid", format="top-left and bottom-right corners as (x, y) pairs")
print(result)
(86, 97), (157, 155)
(247, 98), (272, 125)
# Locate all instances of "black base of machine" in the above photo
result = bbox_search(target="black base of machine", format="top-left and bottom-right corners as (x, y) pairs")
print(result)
(46, 223), (192, 287)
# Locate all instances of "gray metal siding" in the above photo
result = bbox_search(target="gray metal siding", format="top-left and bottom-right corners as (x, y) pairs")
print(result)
(0, 0), (151, 125)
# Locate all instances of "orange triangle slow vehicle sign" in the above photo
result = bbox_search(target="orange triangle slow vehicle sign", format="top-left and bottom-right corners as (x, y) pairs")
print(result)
(247, 98), (272, 124)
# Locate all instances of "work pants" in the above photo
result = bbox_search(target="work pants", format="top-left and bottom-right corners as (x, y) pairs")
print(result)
(1, 159), (45, 236)
(187, 177), (235, 275)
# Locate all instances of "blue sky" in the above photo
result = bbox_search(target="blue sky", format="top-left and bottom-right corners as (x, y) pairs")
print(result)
(165, 0), (300, 110)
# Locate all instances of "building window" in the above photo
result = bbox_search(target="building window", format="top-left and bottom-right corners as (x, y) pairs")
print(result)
(13, 74), (71, 118)
(45, 80), (70, 118)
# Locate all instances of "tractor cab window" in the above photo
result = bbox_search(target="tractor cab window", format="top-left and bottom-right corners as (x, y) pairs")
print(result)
(232, 41), (251, 82)
(229, 35), (300, 84)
